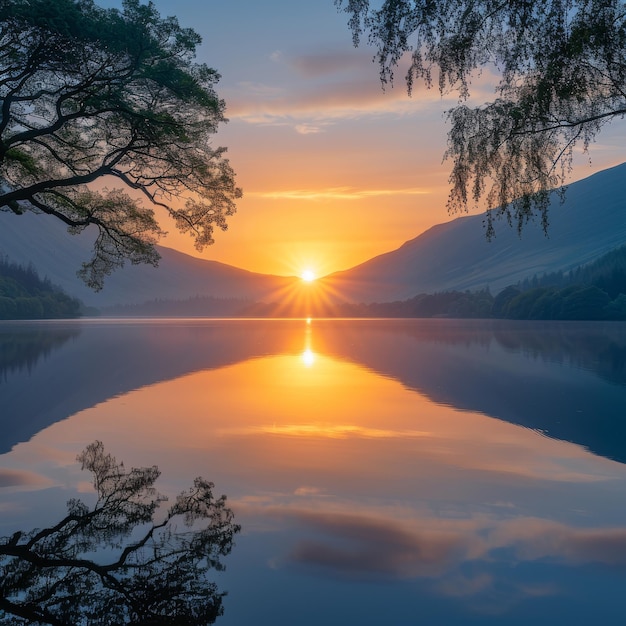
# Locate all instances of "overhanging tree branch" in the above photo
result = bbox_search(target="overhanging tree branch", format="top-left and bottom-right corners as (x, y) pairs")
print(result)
(336, 0), (626, 233)
(0, 0), (241, 290)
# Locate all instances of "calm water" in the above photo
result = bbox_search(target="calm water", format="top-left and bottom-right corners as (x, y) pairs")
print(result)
(2, 318), (626, 624)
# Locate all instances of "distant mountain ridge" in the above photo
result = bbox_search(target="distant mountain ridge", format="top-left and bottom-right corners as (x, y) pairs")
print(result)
(321, 163), (626, 302)
(1, 163), (625, 307)
(0, 211), (297, 307)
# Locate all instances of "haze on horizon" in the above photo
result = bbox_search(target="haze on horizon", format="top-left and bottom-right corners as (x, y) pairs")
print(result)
(101, 0), (626, 279)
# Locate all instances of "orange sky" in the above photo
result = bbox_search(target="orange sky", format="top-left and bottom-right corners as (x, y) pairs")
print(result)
(104, 0), (626, 278)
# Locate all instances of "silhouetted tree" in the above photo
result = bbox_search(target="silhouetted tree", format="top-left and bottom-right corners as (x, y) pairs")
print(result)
(0, 441), (240, 625)
(1, 0), (241, 289)
(336, 0), (626, 234)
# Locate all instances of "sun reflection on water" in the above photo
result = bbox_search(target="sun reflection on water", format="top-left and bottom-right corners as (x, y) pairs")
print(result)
(301, 317), (315, 366)
(301, 348), (315, 367)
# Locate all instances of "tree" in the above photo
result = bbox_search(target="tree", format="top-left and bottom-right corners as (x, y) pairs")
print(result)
(335, 0), (626, 234)
(0, 441), (240, 625)
(0, 256), (82, 319)
(0, 0), (242, 289)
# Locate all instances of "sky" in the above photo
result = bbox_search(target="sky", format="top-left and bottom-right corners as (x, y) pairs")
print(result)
(103, 0), (626, 278)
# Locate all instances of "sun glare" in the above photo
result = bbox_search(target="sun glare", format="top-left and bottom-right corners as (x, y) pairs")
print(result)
(301, 269), (316, 282)
(302, 349), (316, 367)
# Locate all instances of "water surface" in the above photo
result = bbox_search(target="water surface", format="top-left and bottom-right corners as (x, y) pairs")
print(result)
(1, 319), (626, 624)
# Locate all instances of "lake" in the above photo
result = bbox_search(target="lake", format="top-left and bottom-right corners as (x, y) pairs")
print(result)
(2, 318), (626, 624)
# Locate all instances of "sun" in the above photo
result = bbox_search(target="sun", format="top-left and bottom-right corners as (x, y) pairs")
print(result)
(301, 269), (316, 282)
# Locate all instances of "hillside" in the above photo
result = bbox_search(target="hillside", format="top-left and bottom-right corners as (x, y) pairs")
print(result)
(0, 212), (297, 308)
(321, 163), (626, 303)
(1, 163), (625, 308)
(0, 256), (81, 319)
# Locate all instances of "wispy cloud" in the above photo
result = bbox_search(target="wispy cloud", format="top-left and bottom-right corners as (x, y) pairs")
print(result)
(289, 49), (374, 77)
(233, 81), (286, 99)
(247, 187), (431, 201)
(224, 78), (444, 128)
(294, 486), (326, 496)
(219, 423), (432, 439)
(236, 500), (626, 603)
(0, 468), (53, 489)
(284, 510), (471, 580)
(294, 123), (327, 135)
(223, 60), (502, 131)
(270, 50), (284, 63)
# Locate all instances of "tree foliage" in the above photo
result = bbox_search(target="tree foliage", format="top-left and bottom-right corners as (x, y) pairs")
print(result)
(0, 0), (241, 289)
(335, 0), (626, 234)
(0, 441), (240, 625)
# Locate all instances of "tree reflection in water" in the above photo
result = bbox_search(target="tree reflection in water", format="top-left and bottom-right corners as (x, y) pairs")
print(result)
(0, 325), (80, 381)
(0, 441), (240, 625)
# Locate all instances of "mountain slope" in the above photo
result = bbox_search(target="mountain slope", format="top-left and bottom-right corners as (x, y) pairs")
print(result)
(322, 163), (626, 302)
(1, 163), (624, 308)
(0, 211), (296, 307)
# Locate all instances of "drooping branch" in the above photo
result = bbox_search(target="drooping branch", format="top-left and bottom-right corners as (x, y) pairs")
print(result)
(336, 0), (626, 229)
(0, 0), (241, 289)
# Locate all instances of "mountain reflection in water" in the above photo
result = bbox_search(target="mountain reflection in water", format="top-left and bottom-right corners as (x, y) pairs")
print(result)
(1, 318), (626, 625)
(1, 319), (625, 460)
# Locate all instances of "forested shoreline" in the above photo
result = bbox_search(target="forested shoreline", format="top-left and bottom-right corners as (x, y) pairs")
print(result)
(5, 246), (626, 321)
(0, 256), (82, 319)
(103, 246), (626, 321)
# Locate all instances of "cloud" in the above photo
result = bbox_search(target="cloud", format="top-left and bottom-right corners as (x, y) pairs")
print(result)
(492, 518), (626, 568)
(289, 49), (374, 77)
(237, 500), (626, 584)
(281, 510), (475, 580)
(294, 486), (326, 496)
(281, 511), (626, 585)
(223, 62), (503, 131)
(270, 50), (284, 63)
(294, 123), (326, 134)
(0, 469), (52, 489)
(247, 187), (431, 201)
(218, 423), (433, 439)
(224, 77), (444, 127)
(231, 81), (286, 99)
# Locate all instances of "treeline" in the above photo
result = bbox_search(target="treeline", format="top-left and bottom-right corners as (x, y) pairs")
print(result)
(491, 285), (625, 320)
(353, 246), (626, 320)
(101, 292), (493, 319)
(0, 256), (82, 319)
(95, 245), (626, 321)
(102, 281), (626, 322)
(341, 289), (494, 318)
(252, 245), (626, 320)
(497, 245), (626, 320)
(518, 245), (626, 297)
(337, 285), (625, 320)
(102, 295), (254, 317)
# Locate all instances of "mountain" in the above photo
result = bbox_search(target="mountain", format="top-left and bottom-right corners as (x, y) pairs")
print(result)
(1, 163), (625, 308)
(321, 163), (626, 302)
(0, 211), (297, 308)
